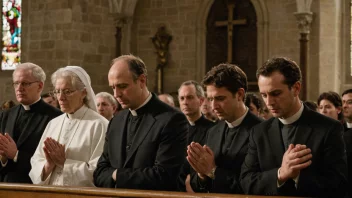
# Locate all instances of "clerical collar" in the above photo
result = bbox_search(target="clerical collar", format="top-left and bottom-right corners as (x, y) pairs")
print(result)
(226, 106), (248, 128)
(346, 122), (352, 129)
(278, 102), (304, 125)
(188, 114), (203, 126)
(21, 97), (41, 110)
(129, 92), (152, 116)
(67, 105), (88, 119)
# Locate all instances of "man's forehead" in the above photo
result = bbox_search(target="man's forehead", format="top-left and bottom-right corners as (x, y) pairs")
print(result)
(343, 93), (352, 97)
(179, 85), (196, 95)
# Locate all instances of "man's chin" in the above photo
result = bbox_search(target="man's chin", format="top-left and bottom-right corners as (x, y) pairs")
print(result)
(17, 98), (29, 105)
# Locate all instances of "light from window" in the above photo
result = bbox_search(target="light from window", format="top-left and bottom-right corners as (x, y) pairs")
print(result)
(2, 0), (21, 70)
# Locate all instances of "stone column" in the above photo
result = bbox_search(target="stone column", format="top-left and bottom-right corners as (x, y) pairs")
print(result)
(294, 0), (313, 101)
(113, 16), (133, 57)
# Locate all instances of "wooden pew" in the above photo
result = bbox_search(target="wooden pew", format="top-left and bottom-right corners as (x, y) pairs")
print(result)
(0, 183), (296, 198)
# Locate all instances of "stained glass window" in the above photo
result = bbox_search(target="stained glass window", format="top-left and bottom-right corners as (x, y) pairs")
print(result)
(2, 0), (21, 70)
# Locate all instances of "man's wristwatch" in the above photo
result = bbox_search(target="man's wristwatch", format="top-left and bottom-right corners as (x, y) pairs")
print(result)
(207, 167), (216, 179)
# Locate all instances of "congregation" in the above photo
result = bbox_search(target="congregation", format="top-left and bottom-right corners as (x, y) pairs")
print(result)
(0, 54), (350, 197)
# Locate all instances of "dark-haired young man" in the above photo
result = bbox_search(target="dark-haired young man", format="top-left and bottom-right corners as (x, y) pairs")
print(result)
(241, 57), (347, 197)
(186, 63), (262, 194)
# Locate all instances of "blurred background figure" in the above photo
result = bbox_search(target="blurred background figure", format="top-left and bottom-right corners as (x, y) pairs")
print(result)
(259, 105), (273, 120)
(317, 91), (343, 122)
(304, 100), (318, 111)
(158, 93), (175, 107)
(41, 93), (59, 109)
(1, 100), (16, 111)
(245, 93), (262, 117)
(201, 95), (218, 122)
(96, 92), (119, 120)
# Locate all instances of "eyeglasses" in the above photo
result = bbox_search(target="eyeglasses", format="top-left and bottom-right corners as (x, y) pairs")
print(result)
(12, 81), (39, 88)
(51, 89), (78, 98)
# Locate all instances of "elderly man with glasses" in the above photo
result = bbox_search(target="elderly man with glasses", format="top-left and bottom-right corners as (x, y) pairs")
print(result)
(0, 63), (62, 184)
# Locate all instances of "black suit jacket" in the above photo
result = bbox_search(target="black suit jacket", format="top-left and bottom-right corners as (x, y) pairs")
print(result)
(94, 93), (188, 191)
(191, 111), (262, 193)
(343, 123), (352, 197)
(240, 106), (348, 197)
(178, 115), (215, 191)
(0, 99), (61, 183)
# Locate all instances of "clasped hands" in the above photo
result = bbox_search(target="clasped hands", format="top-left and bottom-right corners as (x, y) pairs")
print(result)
(43, 137), (66, 171)
(0, 133), (18, 163)
(186, 142), (216, 180)
(278, 144), (312, 183)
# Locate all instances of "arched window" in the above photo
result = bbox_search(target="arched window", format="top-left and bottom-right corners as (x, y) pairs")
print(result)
(2, 0), (21, 70)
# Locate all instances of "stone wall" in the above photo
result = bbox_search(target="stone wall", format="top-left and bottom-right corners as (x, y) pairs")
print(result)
(0, 0), (116, 103)
(132, 0), (200, 95)
(0, 0), (350, 104)
(131, 0), (301, 95)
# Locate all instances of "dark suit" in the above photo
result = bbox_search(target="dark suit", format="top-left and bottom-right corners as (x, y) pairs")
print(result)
(343, 123), (352, 197)
(0, 99), (61, 183)
(190, 111), (262, 193)
(241, 106), (348, 197)
(178, 115), (215, 191)
(94, 93), (188, 191)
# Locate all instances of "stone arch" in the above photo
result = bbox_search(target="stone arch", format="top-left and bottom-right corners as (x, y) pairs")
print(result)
(108, 0), (138, 17)
(195, 0), (269, 82)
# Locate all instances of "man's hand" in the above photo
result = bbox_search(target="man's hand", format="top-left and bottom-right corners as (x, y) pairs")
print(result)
(0, 133), (17, 159)
(44, 138), (66, 167)
(279, 144), (312, 183)
(186, 142), (216, 180)
(185, 174), (195, 193)
(112, 169), (117, 181)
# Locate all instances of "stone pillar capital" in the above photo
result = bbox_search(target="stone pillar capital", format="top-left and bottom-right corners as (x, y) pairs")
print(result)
(294, 12), (313, 34)
(112, 16), (133, 27)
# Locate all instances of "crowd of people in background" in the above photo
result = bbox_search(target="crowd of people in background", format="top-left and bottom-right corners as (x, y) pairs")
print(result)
(0, 55), (351, 197)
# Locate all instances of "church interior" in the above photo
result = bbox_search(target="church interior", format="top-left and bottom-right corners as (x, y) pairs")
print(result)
(0, 0), (350, 104)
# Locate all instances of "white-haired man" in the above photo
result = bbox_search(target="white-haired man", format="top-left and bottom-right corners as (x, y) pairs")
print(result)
(96, 92), (119, 120)
(0, 63), (62, 183)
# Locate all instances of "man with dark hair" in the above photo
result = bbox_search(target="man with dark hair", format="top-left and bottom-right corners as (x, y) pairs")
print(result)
(245, 93), (262, 117)
(93, 54), (188, 191)
(41, 93), (59, 109)
(177, 80), (215, 192)
(342, 89), (352, 197)
(342, 89), (352, 130)
(186, 63), (262, 193)
(241, 57), (347, 197)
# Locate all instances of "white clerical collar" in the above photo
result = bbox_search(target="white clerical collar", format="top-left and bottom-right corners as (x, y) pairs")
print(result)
(67, 105), (88, 119)
(226, 106), (249, 128)
(129, 92), (152, 116)
(189, 121), (195, 126)
(346, 122), (352, 129)
(21, 97), (41, 110)
(278, 102), (304, 125)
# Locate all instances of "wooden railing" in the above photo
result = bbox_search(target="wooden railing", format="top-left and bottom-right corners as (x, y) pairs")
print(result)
(0, 183), (296, 198)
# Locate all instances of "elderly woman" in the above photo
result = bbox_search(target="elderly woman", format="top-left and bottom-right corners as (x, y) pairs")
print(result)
(317, 91), (343, 122)
(29, 66), (108, 186)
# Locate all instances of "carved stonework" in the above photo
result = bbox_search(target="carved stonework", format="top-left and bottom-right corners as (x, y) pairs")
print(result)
(294, 12), (313, 34)
(151, 26), (173, 94)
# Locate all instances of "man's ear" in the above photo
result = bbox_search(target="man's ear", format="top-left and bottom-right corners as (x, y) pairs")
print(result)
(199, 96), (205, 106)
(292, 81), (301, 97)
(236, 88), (245, 101)
(38, 81), (44, 92)
(138, 74), (147, 89)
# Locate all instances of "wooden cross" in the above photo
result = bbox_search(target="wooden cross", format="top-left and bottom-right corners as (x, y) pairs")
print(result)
(215, 1), (247, 63)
